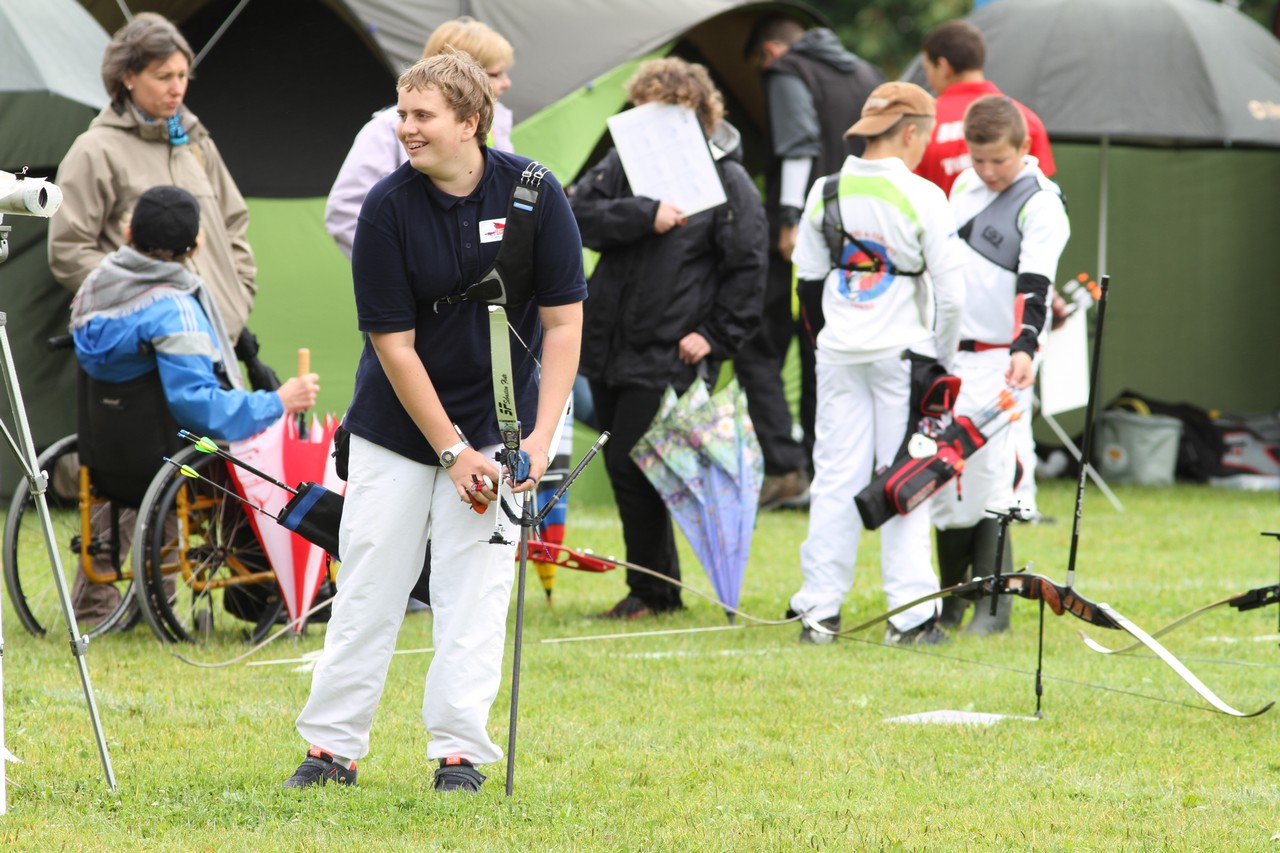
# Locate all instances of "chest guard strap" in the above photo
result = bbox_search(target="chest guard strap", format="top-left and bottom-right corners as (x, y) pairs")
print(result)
(957, 173), (1062, 272)
(436, 160), (548, 311)
(821, 173), (925, 278)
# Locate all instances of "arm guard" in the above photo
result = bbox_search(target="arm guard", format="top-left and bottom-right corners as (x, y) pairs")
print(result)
(1011, 271), (1050, 356)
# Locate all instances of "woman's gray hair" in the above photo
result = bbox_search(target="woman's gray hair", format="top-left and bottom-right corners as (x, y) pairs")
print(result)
(101, 12), (195, 107)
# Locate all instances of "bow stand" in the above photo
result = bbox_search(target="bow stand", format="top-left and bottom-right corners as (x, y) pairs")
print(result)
(487, 305), (609, 797)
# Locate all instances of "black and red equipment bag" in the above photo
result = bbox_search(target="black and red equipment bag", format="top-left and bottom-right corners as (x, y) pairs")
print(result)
(856, 415), (987, 530)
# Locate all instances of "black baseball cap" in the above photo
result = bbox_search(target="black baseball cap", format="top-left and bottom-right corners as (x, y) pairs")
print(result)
(130, 185), (200, 256)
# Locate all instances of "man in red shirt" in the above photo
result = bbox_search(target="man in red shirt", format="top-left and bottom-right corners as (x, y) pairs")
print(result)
(915, 20), (1056, 196)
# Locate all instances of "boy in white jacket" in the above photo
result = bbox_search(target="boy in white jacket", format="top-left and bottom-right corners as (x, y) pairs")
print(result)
(787, 82), (965, 645)
(931, 95), (1069, 635)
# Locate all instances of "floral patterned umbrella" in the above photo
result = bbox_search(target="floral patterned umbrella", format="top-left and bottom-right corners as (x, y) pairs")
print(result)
(630, 379), (763, 619)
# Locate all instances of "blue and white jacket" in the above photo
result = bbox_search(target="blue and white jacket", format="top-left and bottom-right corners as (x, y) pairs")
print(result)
(72, 247), (283, 441)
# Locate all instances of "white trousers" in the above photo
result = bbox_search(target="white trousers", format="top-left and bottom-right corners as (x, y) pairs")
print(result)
(931, 350), (1018, 530)
(791, 356), (940, 631)
(296, 435), (518, 765)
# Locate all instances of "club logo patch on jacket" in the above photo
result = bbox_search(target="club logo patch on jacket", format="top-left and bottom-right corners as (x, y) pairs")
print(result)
(836, 237), (897, 307)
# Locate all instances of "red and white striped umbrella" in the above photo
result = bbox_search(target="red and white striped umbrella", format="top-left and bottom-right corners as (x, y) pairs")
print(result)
(227, 415), (344, 630)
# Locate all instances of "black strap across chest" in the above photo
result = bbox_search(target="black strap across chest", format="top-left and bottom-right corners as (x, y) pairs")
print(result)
(436, 160), (547, 311)
(821, 173), (925, 278)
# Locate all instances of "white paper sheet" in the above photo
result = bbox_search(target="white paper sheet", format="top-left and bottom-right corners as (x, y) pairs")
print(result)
(605, 102), (726, 217)
(1040, 308), (1090, 416)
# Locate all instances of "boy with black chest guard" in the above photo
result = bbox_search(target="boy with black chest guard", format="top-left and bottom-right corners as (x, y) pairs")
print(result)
(931, 95), (1069, 635)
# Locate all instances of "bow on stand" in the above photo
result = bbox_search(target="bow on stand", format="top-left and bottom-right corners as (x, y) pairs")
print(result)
(486, 305), (611, 797)
(807, 275), (1274, 719)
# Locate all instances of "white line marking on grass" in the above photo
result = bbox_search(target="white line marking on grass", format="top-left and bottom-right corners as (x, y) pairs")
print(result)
(247, 647), (433, 672)
(885, 710), (1040, 726)
(1199, 634), (1280, 644)
(246, 650), (323, 667)
(612, 647), (799, 660)
(541, 624), (746, 644)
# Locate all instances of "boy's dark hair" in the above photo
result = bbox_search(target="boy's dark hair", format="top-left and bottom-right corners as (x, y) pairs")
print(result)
(963, 95), (1027, 148)
(130, 185), (200, 260)
(922, 20), (986, 74)
(744, 15), (806, 60)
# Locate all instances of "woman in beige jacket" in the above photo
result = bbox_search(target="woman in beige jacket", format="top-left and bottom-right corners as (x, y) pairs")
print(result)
(48, 12), (257, 342)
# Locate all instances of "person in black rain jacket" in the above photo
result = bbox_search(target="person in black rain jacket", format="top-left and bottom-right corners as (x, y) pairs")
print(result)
(571, 56), (767, 618)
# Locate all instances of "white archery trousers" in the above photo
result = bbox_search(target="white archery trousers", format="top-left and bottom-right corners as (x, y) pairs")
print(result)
(296, 434), (519, 766)
(792, 355), (940, 631)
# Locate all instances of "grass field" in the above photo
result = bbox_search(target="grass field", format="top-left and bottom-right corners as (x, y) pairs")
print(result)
(1, 479), (1278, 850)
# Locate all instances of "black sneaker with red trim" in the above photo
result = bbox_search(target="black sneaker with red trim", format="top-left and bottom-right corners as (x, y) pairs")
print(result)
(283, 747), (358, 789)
(434, 756), (486, 793)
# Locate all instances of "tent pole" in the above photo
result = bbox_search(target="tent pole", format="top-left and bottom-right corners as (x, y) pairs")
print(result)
(1097, 136), (1109, 278)
(192, 0), (253, 69)
(1036, 403), (1124, 513)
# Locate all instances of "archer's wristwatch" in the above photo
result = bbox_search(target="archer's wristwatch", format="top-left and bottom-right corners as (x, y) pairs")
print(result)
(439, 441), (469, 469)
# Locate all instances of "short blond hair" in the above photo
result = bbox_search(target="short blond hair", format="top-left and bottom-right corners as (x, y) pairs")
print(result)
(626, 57), (725, 136)
(422, 16), (514, 70)
(398, 50), (495, 144)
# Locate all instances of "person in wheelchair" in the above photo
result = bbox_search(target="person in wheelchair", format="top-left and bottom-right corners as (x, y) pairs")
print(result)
(67, 185), (319, 622)
(71, 186), (319, 439)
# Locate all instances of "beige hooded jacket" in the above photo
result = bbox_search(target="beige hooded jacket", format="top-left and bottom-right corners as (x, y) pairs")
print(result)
(48, 103), (257, 340)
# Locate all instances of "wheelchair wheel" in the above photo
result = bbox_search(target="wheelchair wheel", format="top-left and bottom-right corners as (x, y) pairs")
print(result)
(133, 444), (280, 643)
(2, 435), (137, 639)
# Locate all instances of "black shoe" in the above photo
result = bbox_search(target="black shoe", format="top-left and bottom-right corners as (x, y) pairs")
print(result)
(884, 617), (950, 646)
(787, 608), (840, 644)
(434, 757), (486, 793)
(598, 595), (652, 619)
(283, 747), (357, 789)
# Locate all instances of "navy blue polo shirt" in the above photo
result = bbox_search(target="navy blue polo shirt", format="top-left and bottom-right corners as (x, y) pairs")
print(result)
(344, 148), (586, 466)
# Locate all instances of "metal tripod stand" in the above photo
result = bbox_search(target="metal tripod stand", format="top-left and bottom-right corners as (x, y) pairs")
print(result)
(0, 312), (117, 811)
